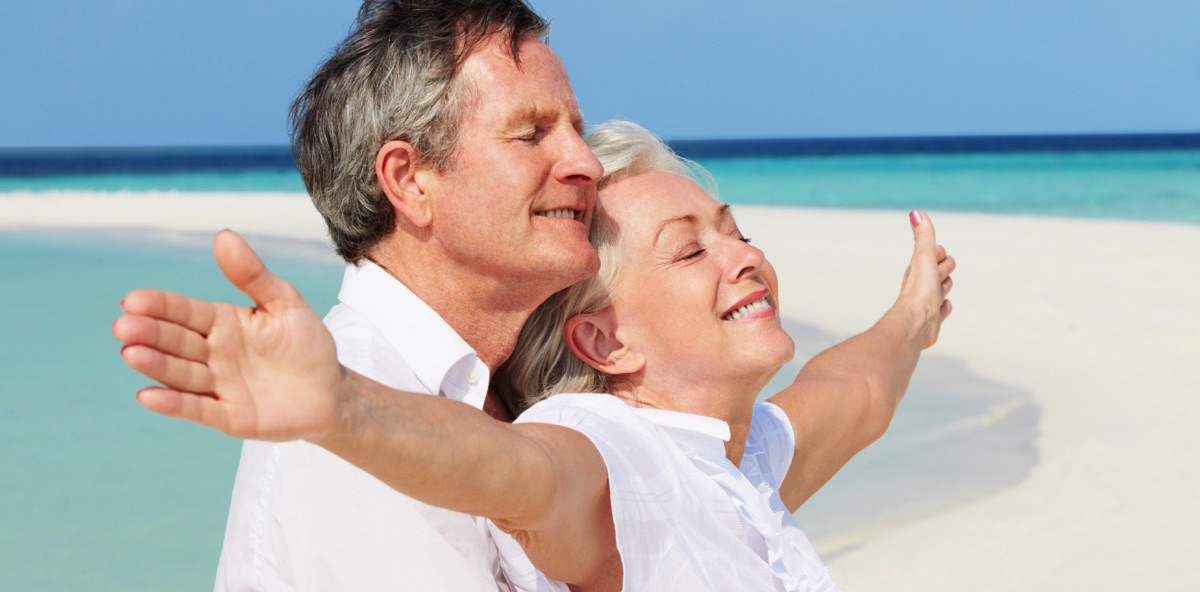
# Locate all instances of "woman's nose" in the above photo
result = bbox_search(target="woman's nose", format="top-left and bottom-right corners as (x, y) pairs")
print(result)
(727, 237), (766, 282)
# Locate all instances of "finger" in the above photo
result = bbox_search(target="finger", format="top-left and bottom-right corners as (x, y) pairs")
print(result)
(912, 210), (940, 270)
(941, 299), (953, 322)
(136, 388), (231, 434)
(121, 344), (215, 394)
(939, 254), (956, 279)
(113, 315), (211, 363)
(909, 209), (937, 255)
(942, 276), (954, 298)
(213, 230), (303, 311)
(935, 244), (947, 262)
(121, 289), (218, 336)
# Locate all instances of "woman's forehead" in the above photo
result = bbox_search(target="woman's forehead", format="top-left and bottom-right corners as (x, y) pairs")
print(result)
(597, 170), (723, 227)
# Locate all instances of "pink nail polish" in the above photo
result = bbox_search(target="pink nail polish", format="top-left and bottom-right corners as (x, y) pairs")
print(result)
(909, 210), (923, 226)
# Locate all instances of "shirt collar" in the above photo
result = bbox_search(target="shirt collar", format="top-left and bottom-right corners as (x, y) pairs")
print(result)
(633, 407), (731, 461)
(336, 260), (489, 409)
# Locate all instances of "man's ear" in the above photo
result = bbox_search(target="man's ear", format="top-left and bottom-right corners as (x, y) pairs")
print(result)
(376, 140), (433, 228)
(564, 306), (645, 376)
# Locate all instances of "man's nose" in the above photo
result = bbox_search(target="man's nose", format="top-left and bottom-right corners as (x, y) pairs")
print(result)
(554, 132), (603, 185)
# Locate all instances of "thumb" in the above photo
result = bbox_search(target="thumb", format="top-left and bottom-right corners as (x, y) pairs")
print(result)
(213, 229), (296, 309)
(909, 209), (937, 253)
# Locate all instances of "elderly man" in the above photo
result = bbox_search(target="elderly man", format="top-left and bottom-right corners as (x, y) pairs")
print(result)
(204, 0), (596, 589)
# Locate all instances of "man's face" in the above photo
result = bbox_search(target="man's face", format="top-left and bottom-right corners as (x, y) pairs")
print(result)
(422, 34), (602, 296)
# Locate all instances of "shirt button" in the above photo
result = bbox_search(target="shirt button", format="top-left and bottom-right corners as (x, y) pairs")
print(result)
(466, 366), (480, 385)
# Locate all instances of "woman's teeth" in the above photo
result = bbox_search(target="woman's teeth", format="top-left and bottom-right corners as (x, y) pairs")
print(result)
(724, 298), (771, 321)
(538, 209), (575, 219)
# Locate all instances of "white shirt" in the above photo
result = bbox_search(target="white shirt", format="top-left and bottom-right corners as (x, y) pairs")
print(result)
(214, 260), (505, 592)
(499, 394), (841, 592)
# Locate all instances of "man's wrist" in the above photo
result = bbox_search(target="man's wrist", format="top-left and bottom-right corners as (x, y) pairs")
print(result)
(309, 366), (363, 450)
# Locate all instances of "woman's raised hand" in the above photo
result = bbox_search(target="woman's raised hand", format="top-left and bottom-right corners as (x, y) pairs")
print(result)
(899, 210), (955, 349)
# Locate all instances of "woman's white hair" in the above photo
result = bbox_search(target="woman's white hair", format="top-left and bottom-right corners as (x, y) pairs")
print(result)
(493, 120), (717, 415)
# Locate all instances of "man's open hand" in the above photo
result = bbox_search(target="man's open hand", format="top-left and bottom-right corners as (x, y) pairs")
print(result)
(113, 230), (347, 442)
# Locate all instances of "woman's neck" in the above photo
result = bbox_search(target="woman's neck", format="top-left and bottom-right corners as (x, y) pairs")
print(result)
(610, 377), (764, 466)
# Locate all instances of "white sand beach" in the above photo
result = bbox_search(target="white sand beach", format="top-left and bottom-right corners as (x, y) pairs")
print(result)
(4, 190), (1198, 590)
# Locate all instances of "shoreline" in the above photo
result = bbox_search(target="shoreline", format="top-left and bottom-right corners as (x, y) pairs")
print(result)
(5, 190), (1198, 590)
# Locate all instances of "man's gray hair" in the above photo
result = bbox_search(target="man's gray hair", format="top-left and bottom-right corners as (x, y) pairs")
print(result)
(494, 120), (716, 416)
(290, 0), (549, 262)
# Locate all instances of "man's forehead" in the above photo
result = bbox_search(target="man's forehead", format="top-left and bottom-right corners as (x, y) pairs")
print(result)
(460, 33), (555, 81)
(459, 38), (581, 123)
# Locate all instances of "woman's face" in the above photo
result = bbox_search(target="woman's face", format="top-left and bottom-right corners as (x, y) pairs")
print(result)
(598, 170), (795, 396)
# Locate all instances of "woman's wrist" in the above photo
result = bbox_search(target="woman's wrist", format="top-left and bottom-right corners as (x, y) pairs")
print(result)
(883, 296), (938, 352)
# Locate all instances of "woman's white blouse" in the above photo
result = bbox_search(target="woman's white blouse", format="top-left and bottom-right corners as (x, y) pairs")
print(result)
(495, 394), (841, 592)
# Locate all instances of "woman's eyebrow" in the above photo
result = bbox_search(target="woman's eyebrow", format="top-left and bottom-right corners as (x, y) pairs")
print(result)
(653, 215), (697, 247)
(714, 204), (740, 231)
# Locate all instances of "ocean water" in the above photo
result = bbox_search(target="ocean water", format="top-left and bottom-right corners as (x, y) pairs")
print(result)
(0, 231), (342, 590)
(704, 150), (1200, 223)
(1, 138), (1196, 589)
(3, 138), (1200, 223)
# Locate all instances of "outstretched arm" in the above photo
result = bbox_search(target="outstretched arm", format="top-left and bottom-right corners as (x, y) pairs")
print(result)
(767, 210), (955, 511)
(114, 230), (617, 586)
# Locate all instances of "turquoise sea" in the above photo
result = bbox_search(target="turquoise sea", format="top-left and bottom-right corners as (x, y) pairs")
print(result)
(2, 139), (1198, 589)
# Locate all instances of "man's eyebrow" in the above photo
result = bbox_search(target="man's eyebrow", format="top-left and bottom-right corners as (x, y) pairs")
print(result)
(504, 104), (584, 133)
(505, 104), (546, 128)
(654, 215), (697, 246)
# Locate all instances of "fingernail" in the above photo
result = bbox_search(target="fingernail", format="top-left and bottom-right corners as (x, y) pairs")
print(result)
(909, 210), (923, 227)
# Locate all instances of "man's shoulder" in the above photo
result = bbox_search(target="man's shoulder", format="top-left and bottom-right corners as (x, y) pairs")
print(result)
(217, 440), (503, 591)
(323, 302), (430, 393)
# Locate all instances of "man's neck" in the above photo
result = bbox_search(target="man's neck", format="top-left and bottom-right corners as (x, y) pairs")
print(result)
(367, 244), (553, 373)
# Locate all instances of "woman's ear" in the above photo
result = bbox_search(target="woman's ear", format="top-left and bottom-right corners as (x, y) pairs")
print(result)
(565, 307), (645, 376)
(376, 140), (433, 228)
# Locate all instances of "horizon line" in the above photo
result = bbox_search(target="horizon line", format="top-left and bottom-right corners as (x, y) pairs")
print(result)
(3, 129), (1200, 153)
(2, 131), (1200, 177)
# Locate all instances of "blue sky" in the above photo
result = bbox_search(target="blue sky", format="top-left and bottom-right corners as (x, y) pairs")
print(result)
(2, 0), (1198, 147)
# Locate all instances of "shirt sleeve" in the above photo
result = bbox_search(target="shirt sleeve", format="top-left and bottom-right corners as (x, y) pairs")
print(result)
(744, 401), (797, 489)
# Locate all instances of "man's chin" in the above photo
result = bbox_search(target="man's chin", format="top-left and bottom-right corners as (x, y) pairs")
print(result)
(542, 249), (600, 290)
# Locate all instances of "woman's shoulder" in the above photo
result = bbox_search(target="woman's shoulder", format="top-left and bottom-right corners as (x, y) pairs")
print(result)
(517, 392), (632, 421)
(743, 401), (797, 487)
(515, 393), (655, 440)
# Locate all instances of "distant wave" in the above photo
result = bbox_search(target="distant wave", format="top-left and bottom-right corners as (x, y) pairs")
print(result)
(4, 133), (1200, 177)
(670, 132), (1200, 159)
(0, 146), (296, 177)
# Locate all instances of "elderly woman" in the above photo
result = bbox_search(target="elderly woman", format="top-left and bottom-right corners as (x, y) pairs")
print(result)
(117, 121), (952, 591)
